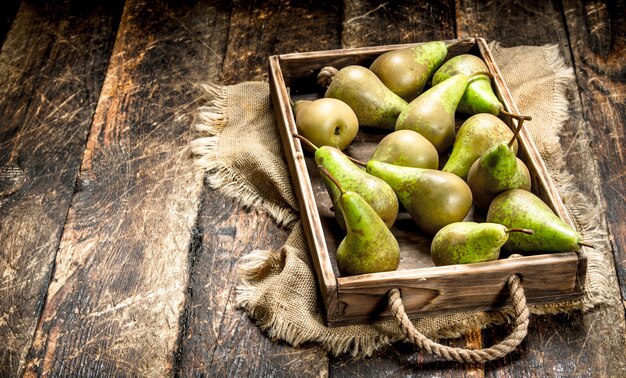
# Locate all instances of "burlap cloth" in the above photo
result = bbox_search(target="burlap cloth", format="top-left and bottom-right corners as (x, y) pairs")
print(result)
(190, 43), (618, 357)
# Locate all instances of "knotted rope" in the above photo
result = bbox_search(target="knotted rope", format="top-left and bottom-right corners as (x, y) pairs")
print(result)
(388, 275), (529, 363)
(317, 66), (339, 87)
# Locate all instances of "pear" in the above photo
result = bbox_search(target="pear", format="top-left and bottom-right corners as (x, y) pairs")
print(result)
(467, 144), (531, 210)
(467, 122), (531, 210)
(432, 54), (528, 121)
(370, 130), (439, 169)
(366, 160), (472, 235)
(395, 73), (471, 153)
(370, 41), (447, 102)
(294, 135), (399, 229)
(431, 222), (533, 266)
(486, 189), (592, 253)
(322, 65), (408, 130)
(442, 113), (518, 180)
(293, 98), (358, 151)
(319, 167), (400, 276)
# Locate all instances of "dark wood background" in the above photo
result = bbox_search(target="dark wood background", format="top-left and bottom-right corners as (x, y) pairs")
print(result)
(0, 0), (624, 376)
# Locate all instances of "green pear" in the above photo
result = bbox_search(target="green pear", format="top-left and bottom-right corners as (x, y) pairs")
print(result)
(432, 54), (531, 122)
(294, 135), (399, 229)
(431, 222), (533, 266)
(370, 41), (447, 102)
(370, 130), (439, 169)
(324, 65), (408, 130)
(486, 189), (591, 253)
(432, 54), (503, 115)
(395, 73), (470, 153)
(366, 160), (472, 235)
(319, 167), (400, 276)
(442, 114), (518, 180)
(467, 127), (532, 210)
(293, 98), (358, 151)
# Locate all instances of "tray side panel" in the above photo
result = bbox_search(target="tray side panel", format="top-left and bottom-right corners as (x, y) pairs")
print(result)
(267, 56), (340, 322)
(332, 253), (582, 326)
(278, 39), (476, 91)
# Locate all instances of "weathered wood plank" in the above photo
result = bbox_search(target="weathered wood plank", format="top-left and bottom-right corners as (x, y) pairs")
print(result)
(175, 1), (342, 376)
(219, 0), (342, 84)
(455, 0), (571, 56)
(20, 0), (232, 375)
(341, 0), (456, 48)
(331, 339), (485, 378)
(484, 307), (626, 376)
(457, 0), (626, 375)
(0, 1), (123, 375)
(562, 0), (626, 301)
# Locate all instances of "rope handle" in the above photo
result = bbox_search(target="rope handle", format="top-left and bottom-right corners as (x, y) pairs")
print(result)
(388, 275), (529, 363)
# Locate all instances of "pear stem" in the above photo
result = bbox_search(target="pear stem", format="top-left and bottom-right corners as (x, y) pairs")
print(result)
(579, 241), (595, 249)
(348, 156), (367, 167)
(508, 117), (525, 148)
(506, 228), (534, 235)
(318, 165), (345, 195)
(501, 109), (533, 124)
(292, 133), (319, 151)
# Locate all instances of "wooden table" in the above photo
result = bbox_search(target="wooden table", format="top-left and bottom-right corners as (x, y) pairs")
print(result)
(1, 1), (624, 376)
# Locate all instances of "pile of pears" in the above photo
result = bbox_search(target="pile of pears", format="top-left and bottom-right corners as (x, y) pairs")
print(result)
(293, 41), (589, 277)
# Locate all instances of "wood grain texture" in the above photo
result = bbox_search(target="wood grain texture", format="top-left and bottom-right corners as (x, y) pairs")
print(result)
(219, 0), (343, 84)
(561, 0), (626, 301)
(341, 0), (456, 48)
(457, 0), (626, 376)
(484, 306), (626, 376)
(331, 341), (485, 378)
(0, 1), (123, 375)
(20, 0), (225, 375)
(455, 0), (571, 58)
(175, 1), (343, 376)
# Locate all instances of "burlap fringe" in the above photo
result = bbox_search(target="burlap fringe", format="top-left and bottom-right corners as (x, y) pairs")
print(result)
(190, 84), (298, 227)
(235, 245), (393, 357)
(237, 248), (286, 281)
(237, 280), (393, 357)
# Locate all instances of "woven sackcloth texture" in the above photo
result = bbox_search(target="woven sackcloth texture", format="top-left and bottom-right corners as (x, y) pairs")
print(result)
(189, 43), (617, 357)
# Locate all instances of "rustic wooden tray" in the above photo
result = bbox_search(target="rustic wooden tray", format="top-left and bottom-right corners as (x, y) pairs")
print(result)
(268, 37), (587, 327)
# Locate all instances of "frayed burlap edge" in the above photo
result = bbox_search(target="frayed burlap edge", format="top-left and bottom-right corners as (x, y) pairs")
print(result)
(189, 84), (297, 227)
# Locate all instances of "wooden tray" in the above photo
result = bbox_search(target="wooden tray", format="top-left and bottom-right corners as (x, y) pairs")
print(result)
(268, 37), (587, 327)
